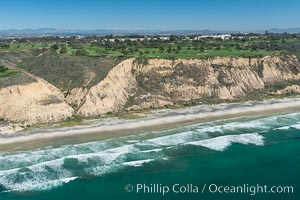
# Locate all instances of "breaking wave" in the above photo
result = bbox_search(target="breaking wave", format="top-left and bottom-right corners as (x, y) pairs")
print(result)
(185, 133), (264, 151)
(0, 111), (300, 192)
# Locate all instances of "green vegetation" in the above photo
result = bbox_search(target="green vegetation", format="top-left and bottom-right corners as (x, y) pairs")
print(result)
(104, 109), (152, 119)
(0, 69), (20, 77)
(0, 70), (36, 88)
(0, 66), (20, 78)
(59, 115), (86, 127)
(1, 33), (300, 131)
(1, 33), (300, 59)
(1, 33), (300, 105)
(0, 66), (8, 72)
(0, 66), (22, 87)
(64, 40), (279, 59)
(17, 54), (123, 91)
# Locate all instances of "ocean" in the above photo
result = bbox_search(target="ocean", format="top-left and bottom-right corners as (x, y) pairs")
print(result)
(0, 110), (300, 200)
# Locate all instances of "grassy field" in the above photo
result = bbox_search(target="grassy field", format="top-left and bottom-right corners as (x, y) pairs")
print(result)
(0, 34), (299, 59)
(79, 45), (280, 59)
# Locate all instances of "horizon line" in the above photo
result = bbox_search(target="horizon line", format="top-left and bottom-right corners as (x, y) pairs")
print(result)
(1, 27), (300, 32)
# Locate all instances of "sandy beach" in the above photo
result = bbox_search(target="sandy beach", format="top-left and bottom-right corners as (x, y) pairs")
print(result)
(1, 97), (300, 151)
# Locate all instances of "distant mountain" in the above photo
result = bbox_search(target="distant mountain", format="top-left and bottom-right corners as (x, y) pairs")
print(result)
(0, 27), (299, 37)
(0, 28), (235, 37)
(266, 28), (300, 33)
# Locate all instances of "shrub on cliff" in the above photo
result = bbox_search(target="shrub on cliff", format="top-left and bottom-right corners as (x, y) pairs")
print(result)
(0, 66), (8, 73)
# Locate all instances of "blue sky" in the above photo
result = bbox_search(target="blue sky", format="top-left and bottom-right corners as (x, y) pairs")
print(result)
(0, 0), (299, 30)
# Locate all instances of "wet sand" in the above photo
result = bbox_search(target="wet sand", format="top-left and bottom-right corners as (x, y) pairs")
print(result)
(1, 97), (300, 152)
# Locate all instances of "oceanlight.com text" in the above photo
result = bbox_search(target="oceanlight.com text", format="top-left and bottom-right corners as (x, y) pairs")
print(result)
(125, 183), (294, 196)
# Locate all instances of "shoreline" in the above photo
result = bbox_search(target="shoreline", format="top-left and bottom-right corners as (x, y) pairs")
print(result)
(1, 97), (300, 151)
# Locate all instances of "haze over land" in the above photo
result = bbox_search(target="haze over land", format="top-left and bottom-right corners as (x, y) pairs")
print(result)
(1, 27), (300, 37)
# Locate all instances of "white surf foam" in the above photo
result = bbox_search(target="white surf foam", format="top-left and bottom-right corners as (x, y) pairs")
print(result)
(0, 144), (137, 192)
(276, 126), (291, 130)
(147, 131), (200, 146)
(0, 176), (78, 192)
(2, 106), (300, 192)
(185, 133), (264, 151)
(127, 140), (140, 143)
(140, 148), (163, 153)
(275, 122), (300, 130)
(145, 119), (267, 147)
(123, 159), (154, 167)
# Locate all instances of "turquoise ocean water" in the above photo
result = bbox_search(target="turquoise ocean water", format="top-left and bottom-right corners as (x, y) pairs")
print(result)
(0, 111), (300, 200)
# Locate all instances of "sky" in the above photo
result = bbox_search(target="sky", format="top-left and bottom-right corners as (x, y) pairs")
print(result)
(0, 0), (299, 31)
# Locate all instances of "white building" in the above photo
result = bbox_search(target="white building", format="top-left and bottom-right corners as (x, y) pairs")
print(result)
(194, 34), (231, 40)
(159, 36), (170, 41)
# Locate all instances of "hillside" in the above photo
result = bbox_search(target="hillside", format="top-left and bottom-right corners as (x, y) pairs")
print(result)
(1, 53), (300, 134)
(78, 55), (300, 115)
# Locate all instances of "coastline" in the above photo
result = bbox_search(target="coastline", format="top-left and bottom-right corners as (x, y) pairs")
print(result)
(1, 96), (300, 151)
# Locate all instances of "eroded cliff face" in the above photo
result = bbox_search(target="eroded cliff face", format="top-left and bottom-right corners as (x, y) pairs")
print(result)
(1, 55), (300, 133)
(77, 58), (137, 116)
(0, 73), (73, 134)
(75, 55), (300, 116)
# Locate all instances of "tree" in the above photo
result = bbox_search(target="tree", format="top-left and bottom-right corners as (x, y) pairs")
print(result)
(236, 44), (242, 50)
(51, 44), (59, 51)
(170, 35), (178, 42)
(199, 46), (205, 52)
(159, 46), (165, 52)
